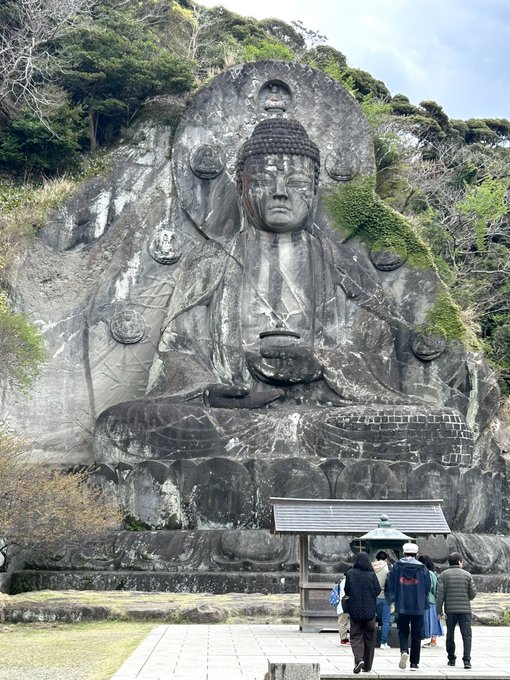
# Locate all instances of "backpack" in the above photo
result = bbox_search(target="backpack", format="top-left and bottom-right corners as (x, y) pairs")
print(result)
(329, 584), (340, 607)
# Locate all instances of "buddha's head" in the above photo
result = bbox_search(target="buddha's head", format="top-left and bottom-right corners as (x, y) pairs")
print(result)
(237, 118), (320, 233)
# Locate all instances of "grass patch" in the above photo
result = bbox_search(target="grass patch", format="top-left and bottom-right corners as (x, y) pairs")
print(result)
(0, 588), (295, 613)
(1, 589), (221, 607)
(0, 178), (75, 232)
(0, 176), (76, 281)
(0, 620), (154, 680)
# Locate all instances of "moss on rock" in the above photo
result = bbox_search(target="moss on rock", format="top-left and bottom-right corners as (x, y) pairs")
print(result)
(419, 292), (465, 342)
(323, 178), (468, 343)
(323, 176), (433, 270)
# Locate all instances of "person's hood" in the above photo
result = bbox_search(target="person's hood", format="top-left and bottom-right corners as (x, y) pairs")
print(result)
(398, 560), (424, 577)
(373, 560), (388, 573)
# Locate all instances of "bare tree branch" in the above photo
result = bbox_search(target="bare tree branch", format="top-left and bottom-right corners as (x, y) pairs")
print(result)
(0, 0), (97, 126)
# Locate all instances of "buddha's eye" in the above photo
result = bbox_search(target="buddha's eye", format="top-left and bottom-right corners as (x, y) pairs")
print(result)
(286, 175), (311, 188)
(252, 174), (273, 187)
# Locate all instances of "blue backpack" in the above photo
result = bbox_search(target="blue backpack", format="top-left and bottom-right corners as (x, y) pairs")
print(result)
(329, 584), (340, 607)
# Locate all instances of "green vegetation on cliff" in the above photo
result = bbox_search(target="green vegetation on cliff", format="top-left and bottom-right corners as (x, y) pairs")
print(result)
(0, 293), (45, 391)
(324, 178), (466, 343)
(324, 177), (433, 270)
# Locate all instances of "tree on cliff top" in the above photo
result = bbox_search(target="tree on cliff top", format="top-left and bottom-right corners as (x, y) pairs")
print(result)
(0, 0), (97, 128)
(58, 7), (194, 149)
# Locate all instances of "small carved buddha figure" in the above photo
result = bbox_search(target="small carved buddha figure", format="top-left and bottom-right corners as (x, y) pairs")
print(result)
(95, 118), (472, 463)
(263, 83), (287, 113)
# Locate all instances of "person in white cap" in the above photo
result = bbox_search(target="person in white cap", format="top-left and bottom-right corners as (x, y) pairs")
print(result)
(386, 543), (431, 671)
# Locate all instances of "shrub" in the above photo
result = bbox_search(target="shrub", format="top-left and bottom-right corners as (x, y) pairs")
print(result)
(0, 292), (45, 392)
(0, 428), (122, 570)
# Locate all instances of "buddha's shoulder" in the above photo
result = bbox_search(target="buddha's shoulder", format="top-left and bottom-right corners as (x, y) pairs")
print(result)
(182, 238), (229, 267)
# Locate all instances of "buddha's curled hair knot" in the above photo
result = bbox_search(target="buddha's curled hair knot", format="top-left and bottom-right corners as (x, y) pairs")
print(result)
(236, 118), (320, 191)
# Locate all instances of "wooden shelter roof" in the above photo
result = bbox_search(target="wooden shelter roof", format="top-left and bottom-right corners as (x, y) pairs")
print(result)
(270, 498), (450, 537)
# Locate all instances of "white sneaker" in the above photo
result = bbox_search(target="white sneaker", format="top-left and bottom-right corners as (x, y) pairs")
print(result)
(399, 652), (409, 670)
(380, 643), (391, 650)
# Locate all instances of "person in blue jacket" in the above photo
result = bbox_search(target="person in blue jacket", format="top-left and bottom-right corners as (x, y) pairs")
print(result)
(386, 543), (431, 671)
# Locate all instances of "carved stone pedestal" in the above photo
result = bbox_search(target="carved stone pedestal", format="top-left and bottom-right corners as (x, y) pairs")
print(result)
(11, 530), (510, 595)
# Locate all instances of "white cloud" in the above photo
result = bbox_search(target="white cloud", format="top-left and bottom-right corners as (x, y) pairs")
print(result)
(198, 0), (510, 118)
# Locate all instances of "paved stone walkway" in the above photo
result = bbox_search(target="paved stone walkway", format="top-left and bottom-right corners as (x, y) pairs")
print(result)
(111, 624), (509, 680)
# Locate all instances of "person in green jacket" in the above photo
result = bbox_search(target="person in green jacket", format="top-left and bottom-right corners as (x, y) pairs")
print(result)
(436, 552), (476, 669)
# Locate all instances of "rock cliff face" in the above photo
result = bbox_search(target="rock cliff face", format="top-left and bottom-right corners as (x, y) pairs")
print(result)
(4, 101), (181, 463)
(2, 63), (510, 592)
(10, 530), (510, 595)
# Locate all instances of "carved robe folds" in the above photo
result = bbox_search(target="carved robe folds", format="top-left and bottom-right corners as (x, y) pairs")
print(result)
(95, 228), (472, 466)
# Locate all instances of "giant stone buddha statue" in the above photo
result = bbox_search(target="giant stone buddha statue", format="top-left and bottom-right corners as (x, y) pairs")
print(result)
(92, 62), (500, 534)
(95, 117), (473, 465)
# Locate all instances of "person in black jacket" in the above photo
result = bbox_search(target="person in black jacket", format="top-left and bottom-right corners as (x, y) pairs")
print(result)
(345, 551), (381, 674)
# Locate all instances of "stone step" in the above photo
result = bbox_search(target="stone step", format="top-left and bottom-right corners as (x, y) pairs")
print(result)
(10, 568), (510, 596)
(321, 676), (509, 680)
(11, 569), (299, 595)
(268, 661), (510, 680)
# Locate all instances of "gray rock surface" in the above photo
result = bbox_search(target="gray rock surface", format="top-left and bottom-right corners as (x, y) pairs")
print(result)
(1, 62), (508, 582)
(14, 530), (510, 583)
(267, 662), (320, 680)
(3, 99), (183, 463)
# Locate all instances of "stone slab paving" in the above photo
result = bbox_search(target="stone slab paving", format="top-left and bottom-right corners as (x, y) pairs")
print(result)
(111, 624), (510, 680)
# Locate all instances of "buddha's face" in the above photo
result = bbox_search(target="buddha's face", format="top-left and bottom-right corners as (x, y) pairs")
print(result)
(241, 154), (316, 233)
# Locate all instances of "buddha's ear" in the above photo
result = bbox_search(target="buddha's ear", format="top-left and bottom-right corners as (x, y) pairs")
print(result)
(237, 170), (246, 196)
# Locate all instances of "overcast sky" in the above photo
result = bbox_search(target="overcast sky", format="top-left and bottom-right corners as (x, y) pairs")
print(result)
(198, 0), (510, 121)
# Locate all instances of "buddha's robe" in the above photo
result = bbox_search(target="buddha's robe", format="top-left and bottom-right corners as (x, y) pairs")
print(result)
(94, 226), (472, 463)
(147, 225), (406, 406)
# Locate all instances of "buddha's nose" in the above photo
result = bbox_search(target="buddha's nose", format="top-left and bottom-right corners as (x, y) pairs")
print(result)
(273, 174), (288, 198)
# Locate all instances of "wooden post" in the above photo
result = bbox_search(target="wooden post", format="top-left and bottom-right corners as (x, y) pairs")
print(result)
(299, 533), (309, 631)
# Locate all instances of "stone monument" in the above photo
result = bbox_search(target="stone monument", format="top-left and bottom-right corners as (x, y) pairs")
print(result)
(92, 62), (500, 532)
(96, 116), (475, 464)
(3, 62), (508, 591)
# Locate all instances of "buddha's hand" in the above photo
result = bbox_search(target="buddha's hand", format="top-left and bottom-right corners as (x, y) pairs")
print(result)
(245, 346), (323, 385)
(203, 383), (283, 409)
